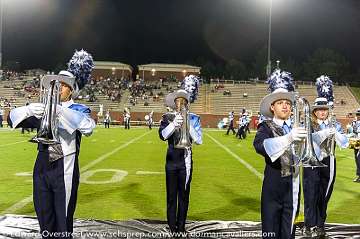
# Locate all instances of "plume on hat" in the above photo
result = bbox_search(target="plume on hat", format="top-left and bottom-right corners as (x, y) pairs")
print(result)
(180, 75), (200, 103)
(67, 49), (94, 91)
(266, 69), (295, 93)
(315, 75), (333, 104)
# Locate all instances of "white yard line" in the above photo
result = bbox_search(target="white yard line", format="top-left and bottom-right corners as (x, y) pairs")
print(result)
(205, 133), (263, 180)
(1, 131), (151, 215)
(0, 140), (28, 147)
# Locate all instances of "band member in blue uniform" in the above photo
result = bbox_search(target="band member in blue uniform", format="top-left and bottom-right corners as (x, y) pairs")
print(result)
(226, 111), (236, 135)
(145, 110), (154, 130)
(303, 76), (348, 237)
(159, 75), (202, 234)
(104, 110), (111, 128)
(236, 112), (248, 139)
(124, 107), (131, 129)
(351, 109), (360, 183)
(253, 70), (305, 239)
(9, 50), (95, 238)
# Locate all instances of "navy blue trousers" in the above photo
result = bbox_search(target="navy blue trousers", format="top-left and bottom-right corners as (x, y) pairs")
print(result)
(354, 149), (360, 176)
(261, 166), (299, 239)
(303, 156), (336, 228)
(33, 152), (79, 238)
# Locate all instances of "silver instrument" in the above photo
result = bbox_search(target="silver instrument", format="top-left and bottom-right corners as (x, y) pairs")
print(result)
(327, 106), (336, 156)
(30, 76), (61, 145)
(292, 95), (327, 167)
(174, 97), (191, 149)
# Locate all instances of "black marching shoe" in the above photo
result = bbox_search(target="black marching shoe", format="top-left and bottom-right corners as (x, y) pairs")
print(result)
(316, 226), (327, 239)
(353, 176), (360, 183)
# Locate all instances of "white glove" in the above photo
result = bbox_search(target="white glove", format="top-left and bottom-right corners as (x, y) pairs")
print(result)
(173, 113), (183, 128)
(27, 103), (45, 119)
(328, 127), (336, 135)
(289, 127), (307, 142)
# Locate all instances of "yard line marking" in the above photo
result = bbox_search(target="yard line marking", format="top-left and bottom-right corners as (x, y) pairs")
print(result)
(136, 171), (164, 175)
(1, 131), (151, 214)
(205, 133), (263, 180)
(0, 140), (28, 147)
(1, 196), (33, 215)
(80, 131), (151, 173)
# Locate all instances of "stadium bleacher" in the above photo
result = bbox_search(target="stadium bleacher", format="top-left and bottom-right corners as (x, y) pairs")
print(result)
(1, 78), (359, 119)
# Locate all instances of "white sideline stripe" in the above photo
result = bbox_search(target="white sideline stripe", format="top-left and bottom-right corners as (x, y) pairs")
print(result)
(1, 131), (151, 214)
(205, 133), (263, 180)
(0, 140), (28, 147)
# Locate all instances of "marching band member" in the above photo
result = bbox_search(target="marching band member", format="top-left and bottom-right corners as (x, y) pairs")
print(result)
(253, 70), (304, 239)
(124, 107), (131, 129)
(104, 110), (111, 128)
(145, 110), (154, 130)
(159, 75), (202, 234)
(303, 76), (348, 237)
(9, 50), (95, 238)
(236, 112), (248, 139)
(226, 111), (236, 135)
(351, 109), (360, 183)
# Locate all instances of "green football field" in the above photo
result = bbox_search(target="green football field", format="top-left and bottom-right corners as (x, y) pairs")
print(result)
(0, 127), (359, 224)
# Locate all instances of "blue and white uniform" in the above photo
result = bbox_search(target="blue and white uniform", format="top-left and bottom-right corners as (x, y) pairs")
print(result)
(253, 118), (300, 239)
(351, 119), (360, 178)
(9, 99), (95, 238)
(304, 119), (348, 229)
(159, 112), (202, 233)
(226, 111), (235, 135)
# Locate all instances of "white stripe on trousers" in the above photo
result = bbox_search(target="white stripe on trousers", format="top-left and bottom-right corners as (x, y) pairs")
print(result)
(184, 147), (191, 190)
(325, 155), (335, 198)
(291, 171), (300, 234)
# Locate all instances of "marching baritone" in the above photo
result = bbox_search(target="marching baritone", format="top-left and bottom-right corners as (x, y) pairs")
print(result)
(9, 50), (95, 238)
(253, 70), (305, 239)
(302, 76), (348, 237)
(351, 109), (360, 183)
(158, 75), (202, 234)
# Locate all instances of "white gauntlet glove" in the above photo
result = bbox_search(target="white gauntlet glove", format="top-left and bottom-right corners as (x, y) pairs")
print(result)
(27, 103), (45, 119)
(289, 127), (307, 142)
(173, 113), (184, 128)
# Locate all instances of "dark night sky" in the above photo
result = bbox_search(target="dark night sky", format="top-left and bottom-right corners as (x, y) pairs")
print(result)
(3, 0), (360, 72)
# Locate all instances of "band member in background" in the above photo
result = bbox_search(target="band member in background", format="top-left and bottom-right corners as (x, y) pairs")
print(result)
(253, 70), (304, 239)
(226, 111), (236, 135)
(351, 109), (360, 183)
(236, 113), (248, 139)
(245, 111), (251, 135)
(104, 110), (111, 128)
(159, 75), (202, 234)
(145, 110), (154, 130)
(124, 107), (131, 129)
(9, 50), (95, 238)
(303, 76), (348, 237)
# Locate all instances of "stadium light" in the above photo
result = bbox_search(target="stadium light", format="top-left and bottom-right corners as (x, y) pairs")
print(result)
(266, 0), (273, 77)
(0, 0), (3, 70)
